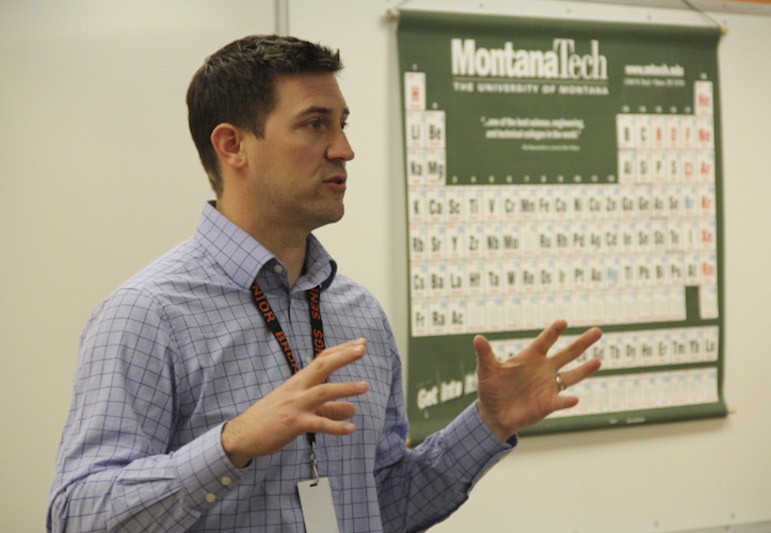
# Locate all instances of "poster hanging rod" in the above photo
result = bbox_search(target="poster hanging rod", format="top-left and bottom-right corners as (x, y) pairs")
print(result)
(387, 0), (770, 17)
(385, 1), (729, 34)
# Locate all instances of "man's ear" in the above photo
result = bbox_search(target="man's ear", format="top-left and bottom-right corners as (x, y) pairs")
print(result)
(211, 123), (247, 172)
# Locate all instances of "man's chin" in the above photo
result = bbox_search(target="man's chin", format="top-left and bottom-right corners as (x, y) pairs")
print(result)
(310, 207), (345, 232)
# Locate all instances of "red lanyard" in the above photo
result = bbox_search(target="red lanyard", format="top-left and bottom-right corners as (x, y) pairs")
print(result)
(250, 282), (325, 372)
(249, 280), (325, 479)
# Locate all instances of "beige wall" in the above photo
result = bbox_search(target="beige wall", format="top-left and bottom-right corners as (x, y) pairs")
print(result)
(1, 1), (769, 531)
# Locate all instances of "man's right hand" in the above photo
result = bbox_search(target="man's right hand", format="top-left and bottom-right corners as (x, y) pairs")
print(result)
(220, 338), (370, 468)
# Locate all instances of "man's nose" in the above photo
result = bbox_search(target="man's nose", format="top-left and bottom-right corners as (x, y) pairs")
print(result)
(328, 129), (355, 161)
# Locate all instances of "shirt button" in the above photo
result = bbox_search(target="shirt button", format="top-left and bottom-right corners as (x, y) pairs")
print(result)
(205, 493), (217, 503)
(221, 476), (232, 487)
(273, 264), (284, 274)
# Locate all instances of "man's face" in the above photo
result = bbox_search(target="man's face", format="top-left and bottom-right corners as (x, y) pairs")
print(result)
(243, 72), (354, 234)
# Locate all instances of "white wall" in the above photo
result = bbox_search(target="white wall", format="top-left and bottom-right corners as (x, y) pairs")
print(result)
(1, 1), (769, 531)
(0, 2), (274, 530)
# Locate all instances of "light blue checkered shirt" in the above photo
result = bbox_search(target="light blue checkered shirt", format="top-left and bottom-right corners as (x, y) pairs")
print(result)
(48, 202), (514, 532)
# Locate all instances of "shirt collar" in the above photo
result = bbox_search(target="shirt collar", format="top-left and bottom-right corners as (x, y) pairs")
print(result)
(194, 201), (337, 291)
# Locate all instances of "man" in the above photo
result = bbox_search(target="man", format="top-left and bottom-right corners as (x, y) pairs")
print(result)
(48, 35), (601, 532)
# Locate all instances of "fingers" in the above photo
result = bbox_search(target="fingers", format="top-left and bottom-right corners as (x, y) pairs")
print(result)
(530, 320), (568, 354)
(550, 327), (602, 392)
(300, 338), (367, 384)
(551, 326), (603, 370)
(303, 380), (369, 410)
(314, 337), (367, 359)
(553, 394), (580, 411)
(473, 335), (496, 370)
(304, 415), (358, 436)
(291, 339), (370, 417)
(316, 401), (356, 421)
(557, 358), (602, 390)
(302, 397), (364, 436)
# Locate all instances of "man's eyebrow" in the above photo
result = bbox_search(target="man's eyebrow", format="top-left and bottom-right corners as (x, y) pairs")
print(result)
(297, 106), (350, 118)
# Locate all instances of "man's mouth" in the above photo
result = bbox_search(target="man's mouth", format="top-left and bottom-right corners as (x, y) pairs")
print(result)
(324, 175), (347, 185)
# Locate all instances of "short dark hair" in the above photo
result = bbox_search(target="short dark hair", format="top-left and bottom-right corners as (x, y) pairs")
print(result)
(186, 35), (343, 195)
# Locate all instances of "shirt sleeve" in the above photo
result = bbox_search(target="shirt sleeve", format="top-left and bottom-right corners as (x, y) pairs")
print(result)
(47, 288), (256, 532)
(373, 325), (517, 533)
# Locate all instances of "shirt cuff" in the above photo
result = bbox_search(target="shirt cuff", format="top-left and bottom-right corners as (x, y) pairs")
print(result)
(442, 402), (517, 487)
(172, 422), (270, 510)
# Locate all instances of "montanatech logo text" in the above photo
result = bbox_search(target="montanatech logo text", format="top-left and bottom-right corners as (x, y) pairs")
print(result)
(452, 38), (608, 81)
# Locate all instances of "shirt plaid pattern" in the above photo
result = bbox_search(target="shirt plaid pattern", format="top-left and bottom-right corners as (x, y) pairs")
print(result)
(48, 202), (514, 532)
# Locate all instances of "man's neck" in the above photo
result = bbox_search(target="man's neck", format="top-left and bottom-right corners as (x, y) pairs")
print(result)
(215, 201), (308, 288)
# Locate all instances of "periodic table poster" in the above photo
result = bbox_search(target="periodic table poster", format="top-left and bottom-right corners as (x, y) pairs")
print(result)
(397, 10), (727, 443)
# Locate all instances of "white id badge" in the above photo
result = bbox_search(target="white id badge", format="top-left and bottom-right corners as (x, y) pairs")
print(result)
(297, 477), (340, 533)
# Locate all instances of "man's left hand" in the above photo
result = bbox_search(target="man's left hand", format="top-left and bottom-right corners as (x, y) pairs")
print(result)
(474, 320), (602, 441)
